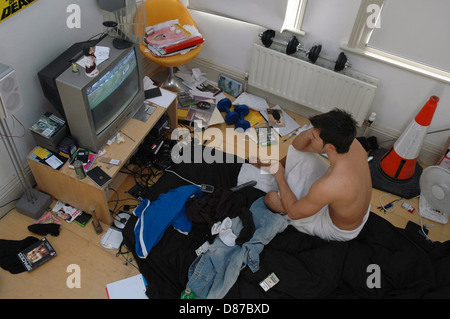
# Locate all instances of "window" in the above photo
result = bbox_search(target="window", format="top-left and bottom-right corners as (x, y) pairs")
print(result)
(343, 0), (450, 83)
(187, 0), (308, 35)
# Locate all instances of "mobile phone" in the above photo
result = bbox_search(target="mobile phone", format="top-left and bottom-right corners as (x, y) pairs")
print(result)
(200, 184), (214, 193)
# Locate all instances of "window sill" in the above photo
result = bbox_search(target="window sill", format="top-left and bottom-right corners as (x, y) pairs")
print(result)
(340, 43), (450, 84)
(282, 27), (306, 37)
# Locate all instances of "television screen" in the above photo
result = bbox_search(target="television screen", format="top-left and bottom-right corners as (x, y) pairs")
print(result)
(86, 48), (139, 135)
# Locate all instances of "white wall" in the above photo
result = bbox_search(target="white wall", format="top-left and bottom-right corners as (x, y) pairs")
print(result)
(188, 0), (449, 152)
(0, 0), (103, 185)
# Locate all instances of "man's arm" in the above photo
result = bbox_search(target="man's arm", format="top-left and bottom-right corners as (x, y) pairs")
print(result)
(291, 128), (313, 152)
(272, 163), (329, 220)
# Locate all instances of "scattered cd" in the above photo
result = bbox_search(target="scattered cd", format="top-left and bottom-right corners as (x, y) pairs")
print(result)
(113, 213), (130, 230)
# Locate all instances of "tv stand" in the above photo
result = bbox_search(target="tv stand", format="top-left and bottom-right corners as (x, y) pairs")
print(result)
(27, 101), (177, 225)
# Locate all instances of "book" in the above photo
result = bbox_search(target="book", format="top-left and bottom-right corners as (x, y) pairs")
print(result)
(52, 200), (82, 223)
(196, 80), (222, 96)
(261, 106), (301, 137)
(17, 237), (56, 271)
(30, 112), (66, 138)
(87, 166), (112, 188)
(160, 36), (204, 55)
(218, 74), (243, 98)
(165, 36), (203, 54)
(34, 211), (62, 226)
(180, 98), (225, 128)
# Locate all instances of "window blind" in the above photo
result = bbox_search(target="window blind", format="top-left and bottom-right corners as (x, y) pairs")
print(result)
(187, 0), (289, 32)
(368, 0), (450, 73)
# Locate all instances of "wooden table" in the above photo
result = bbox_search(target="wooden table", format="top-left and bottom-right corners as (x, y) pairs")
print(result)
(27, 101), (176, 224)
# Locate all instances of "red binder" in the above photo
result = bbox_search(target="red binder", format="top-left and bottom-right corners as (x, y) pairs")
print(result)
(161, 36), (204, 54)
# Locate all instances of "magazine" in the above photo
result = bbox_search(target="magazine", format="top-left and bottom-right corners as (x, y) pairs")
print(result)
(267, 108), (286, 127)
(52, 200), (82, 223)
(68, 148), (97, 172)
(17, 237), (56, 271)
(34, 211), (62, 226)
(144, 19), (204, 57)
(30, 112), (66, 138)
(146, 23), (191, 47)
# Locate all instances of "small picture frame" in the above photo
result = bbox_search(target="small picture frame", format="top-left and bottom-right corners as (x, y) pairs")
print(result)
(218, 74), (243, 98)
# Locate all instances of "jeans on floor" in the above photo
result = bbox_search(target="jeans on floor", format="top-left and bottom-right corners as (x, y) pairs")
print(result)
(186, 196), (288, 299)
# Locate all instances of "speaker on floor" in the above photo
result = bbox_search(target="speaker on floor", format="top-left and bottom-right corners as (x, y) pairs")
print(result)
(0, 63), (23, 119)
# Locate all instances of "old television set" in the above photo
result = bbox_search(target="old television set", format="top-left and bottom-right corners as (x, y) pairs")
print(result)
(38, 36), (145, 152)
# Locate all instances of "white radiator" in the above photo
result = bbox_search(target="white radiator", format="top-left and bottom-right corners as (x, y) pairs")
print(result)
(248, 44), (378, 126)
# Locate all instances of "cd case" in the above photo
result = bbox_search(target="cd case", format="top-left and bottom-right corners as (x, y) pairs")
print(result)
(87, 166), (111, 187)
(17, 237), (56, 271)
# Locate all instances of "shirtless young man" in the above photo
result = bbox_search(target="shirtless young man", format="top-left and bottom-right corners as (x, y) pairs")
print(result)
(265, 109), (372, 237)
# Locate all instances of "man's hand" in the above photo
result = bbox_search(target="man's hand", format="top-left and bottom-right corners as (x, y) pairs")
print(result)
(270, 161), (285, 180)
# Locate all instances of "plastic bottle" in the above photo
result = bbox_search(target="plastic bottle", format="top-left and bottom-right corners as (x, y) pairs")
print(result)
(180, 288), (196, 299)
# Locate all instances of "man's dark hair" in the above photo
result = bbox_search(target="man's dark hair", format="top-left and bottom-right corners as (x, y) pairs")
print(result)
(309, 108), (357, 154)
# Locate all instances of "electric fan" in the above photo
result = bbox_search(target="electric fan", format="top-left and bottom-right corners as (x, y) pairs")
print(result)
(419, 166), (450, 224)
(102, 1), (146, 49)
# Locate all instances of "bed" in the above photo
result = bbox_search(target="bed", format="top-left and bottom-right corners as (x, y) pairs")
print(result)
(122, 144), (450, 299)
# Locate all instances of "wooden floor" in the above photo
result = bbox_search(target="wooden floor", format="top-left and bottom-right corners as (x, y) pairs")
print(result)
(1, 113), (449, 299)
(0, 175), (141, 299)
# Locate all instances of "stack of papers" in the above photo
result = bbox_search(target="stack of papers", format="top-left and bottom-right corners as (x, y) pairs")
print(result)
(144, 19), (204, 57)
(106, 274), (148, 299)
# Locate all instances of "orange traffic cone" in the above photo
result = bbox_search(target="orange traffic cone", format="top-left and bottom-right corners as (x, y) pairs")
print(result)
(379, 95), (439, 180)
(369, 95), (439, 198)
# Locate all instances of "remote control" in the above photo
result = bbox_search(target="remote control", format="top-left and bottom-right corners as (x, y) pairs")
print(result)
(230, 180), (257, 192)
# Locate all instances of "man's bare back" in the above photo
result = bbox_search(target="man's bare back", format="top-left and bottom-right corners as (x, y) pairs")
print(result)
(314, 139), (372, 230)
(265, 127), (372, 232)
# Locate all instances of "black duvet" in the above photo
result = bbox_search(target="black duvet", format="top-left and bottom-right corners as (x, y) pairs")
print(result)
(122, 146), (450, 299)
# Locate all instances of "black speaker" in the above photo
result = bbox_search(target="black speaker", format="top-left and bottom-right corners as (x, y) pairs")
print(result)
(0, 63), (23, 119)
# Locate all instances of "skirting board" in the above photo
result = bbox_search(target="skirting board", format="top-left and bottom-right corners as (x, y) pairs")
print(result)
(186, 57), (445, 167)
(0, 165), (36, 220)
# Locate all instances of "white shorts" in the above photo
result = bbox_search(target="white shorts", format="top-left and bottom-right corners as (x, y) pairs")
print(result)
(286, 204), (370, 242)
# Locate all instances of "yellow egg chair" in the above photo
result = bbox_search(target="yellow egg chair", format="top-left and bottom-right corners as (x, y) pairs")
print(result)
(140, 0), (203, 92)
